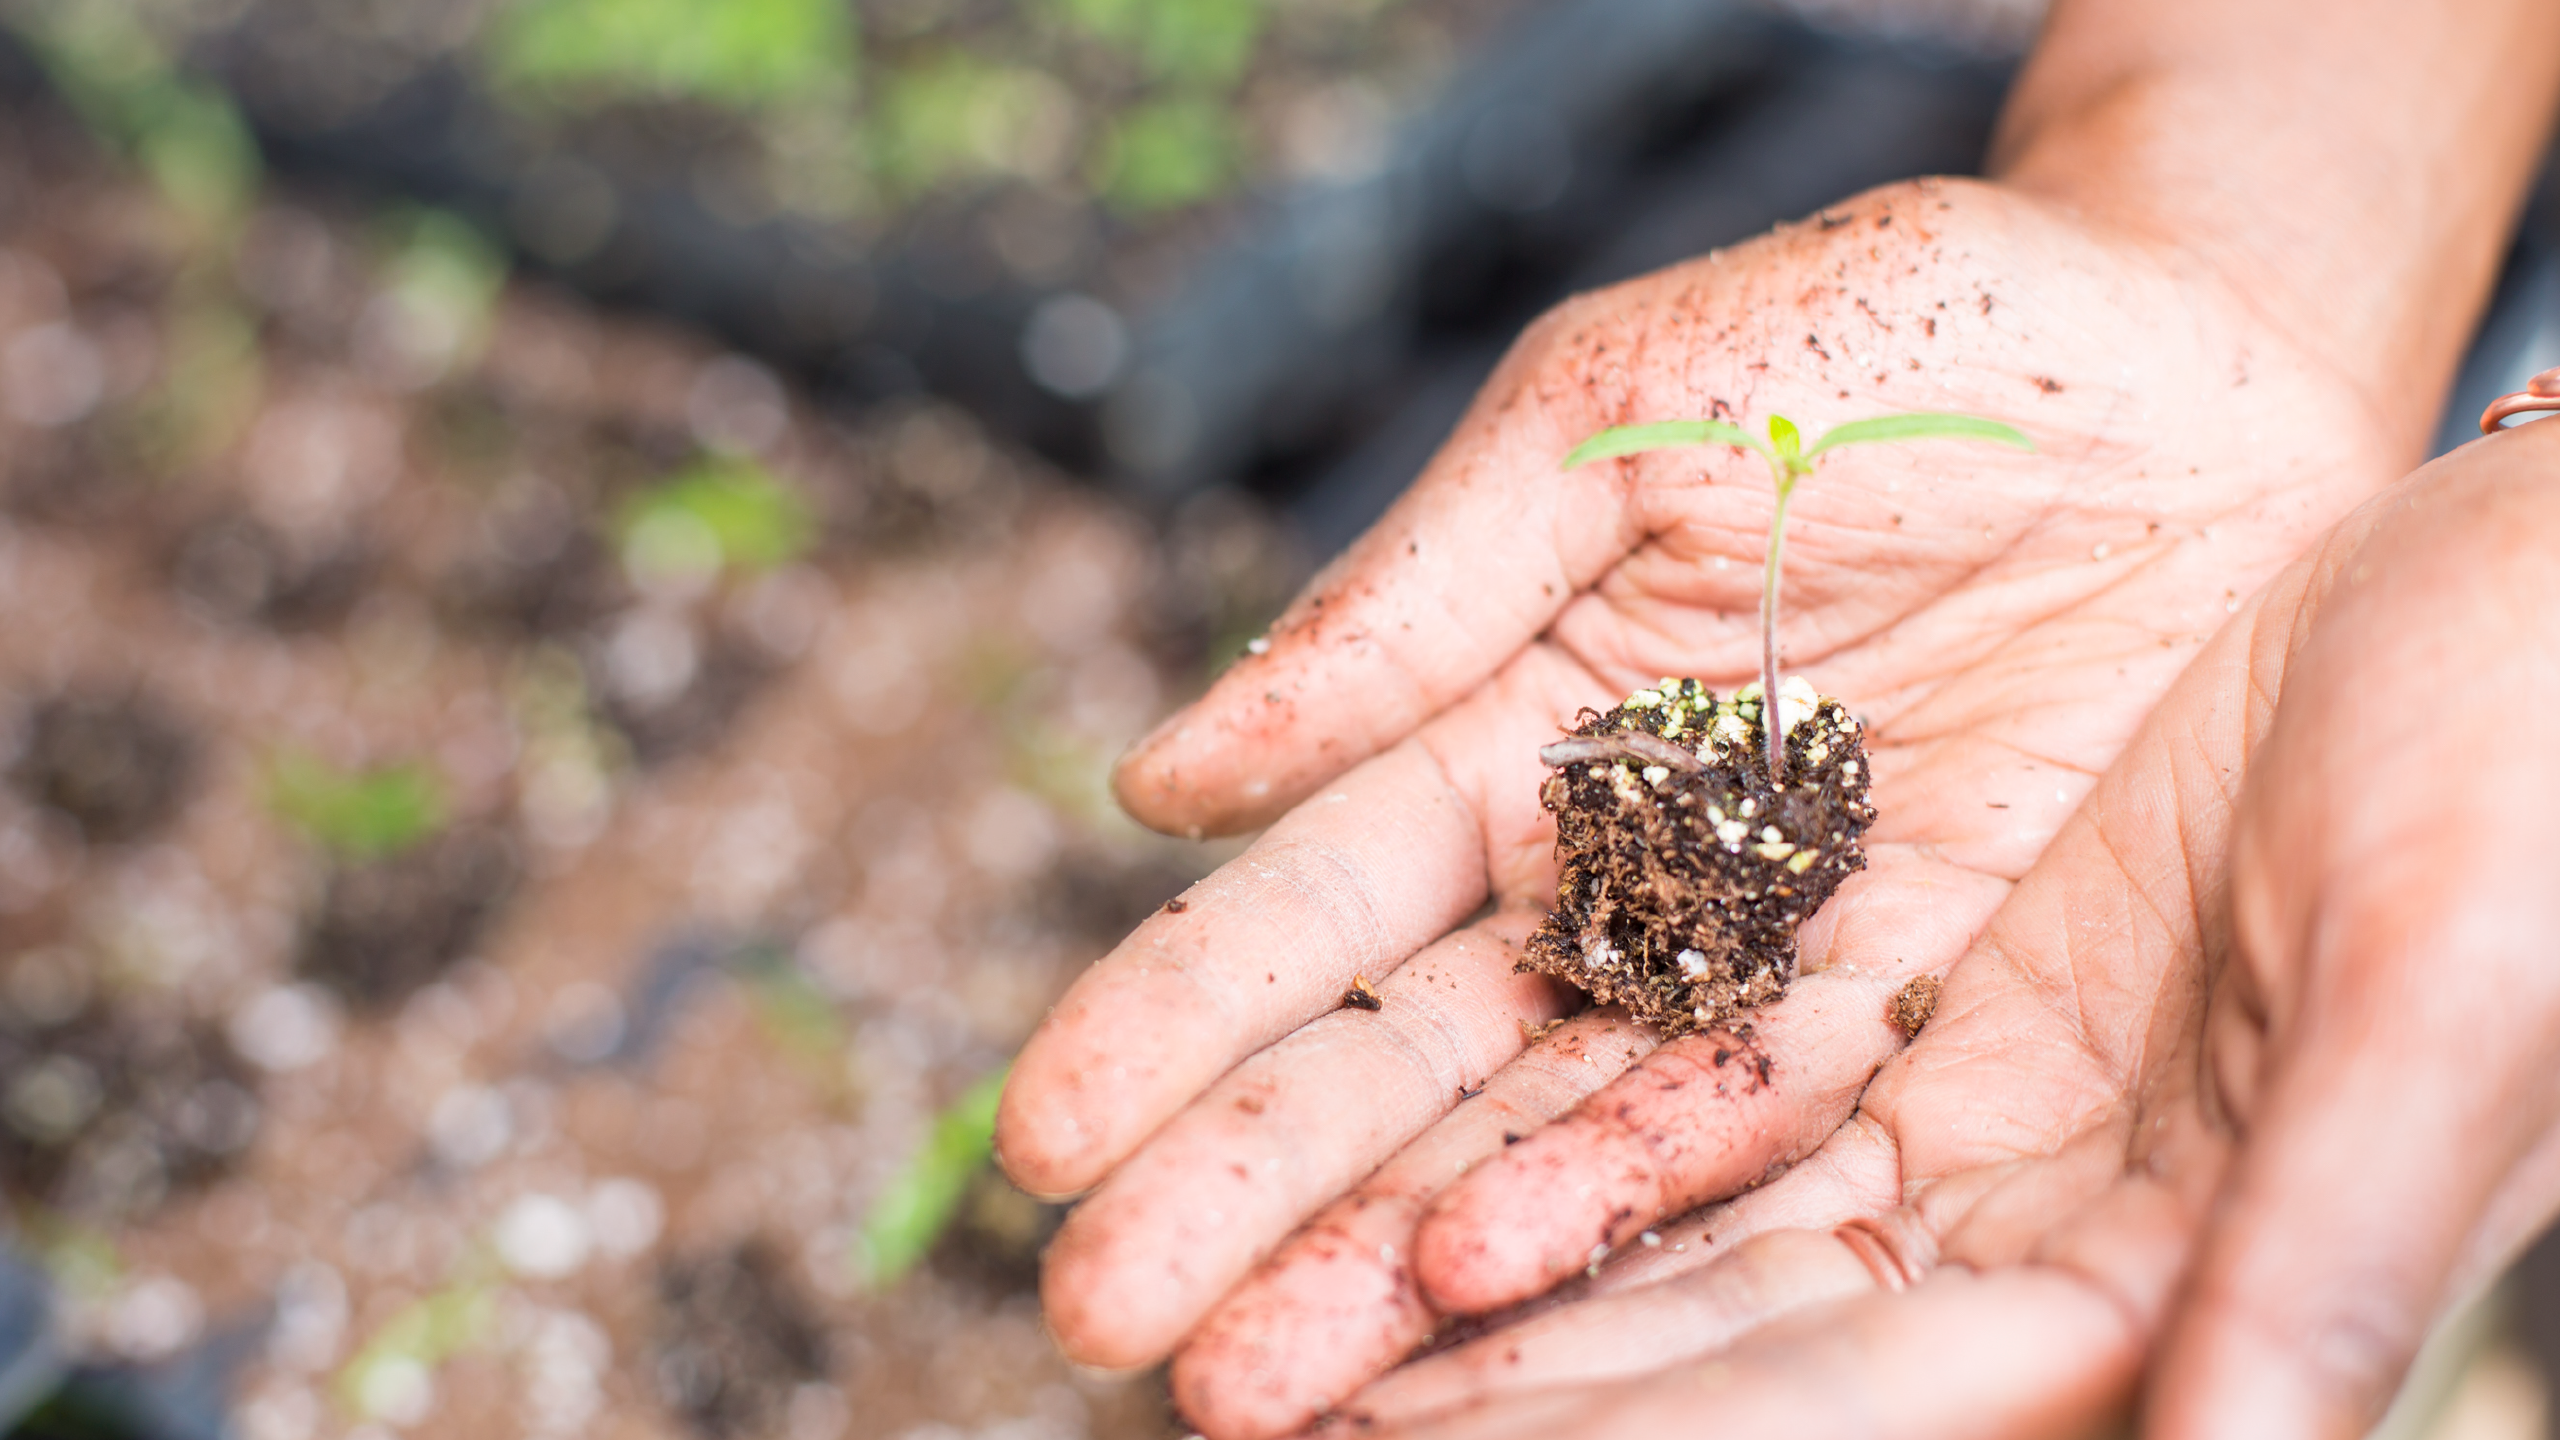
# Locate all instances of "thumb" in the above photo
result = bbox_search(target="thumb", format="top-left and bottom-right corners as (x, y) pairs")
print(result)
(2143, 952), (2533, 1440)
(2144, 422), (2560, 1438)
(1112, 292), (1745, 837)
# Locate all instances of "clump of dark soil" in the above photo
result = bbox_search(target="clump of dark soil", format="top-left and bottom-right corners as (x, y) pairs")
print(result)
(649, 1239), (833, 1439)
(9, 690), (200, 844)
(295, 827), (521, 1012)
(0, 971), (261, 1218)
(1523, 678), (1876, 1036)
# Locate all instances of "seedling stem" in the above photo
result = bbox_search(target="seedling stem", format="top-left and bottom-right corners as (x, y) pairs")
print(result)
(1563, 410), (2032, 783)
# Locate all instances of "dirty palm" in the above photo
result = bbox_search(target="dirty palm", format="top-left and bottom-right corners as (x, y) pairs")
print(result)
(994, 180), (2403, 1436)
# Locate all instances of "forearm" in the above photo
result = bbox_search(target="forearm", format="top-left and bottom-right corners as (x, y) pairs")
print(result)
(1990, 0), (2560, 455)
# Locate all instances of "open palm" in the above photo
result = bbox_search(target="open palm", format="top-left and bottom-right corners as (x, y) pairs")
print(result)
(994, 177), (2421, 1434)
(1327, 414), (2560, 1440)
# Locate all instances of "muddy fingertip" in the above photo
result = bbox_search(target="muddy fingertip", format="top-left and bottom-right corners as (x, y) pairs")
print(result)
(1108, 719), (1196, 834)
(1409, 1162), (1563, 1316)
(1035, 1215), (1166, 1371)
(990, 1059), (1097, 1202)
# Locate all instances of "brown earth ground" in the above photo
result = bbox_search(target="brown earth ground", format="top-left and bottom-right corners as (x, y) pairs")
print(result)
(0, 87), (1301, 1440)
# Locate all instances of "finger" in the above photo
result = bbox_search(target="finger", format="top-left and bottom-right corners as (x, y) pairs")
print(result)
(2148, 425), (2560, 1439)
(1111, 293), (1689, 838)
(1116, 177), (2135, 842)
(1353, 1208), (1882, 1430)
(1334, 1262), (2143, 1440)
(1359, 1110), (2205, 1440)
(1041, 913), (1576, 1369)
(997, 737), (1488, 1200)
(2146, 965), (2556, 1437)
(1347, 1108), (1901, 1428)
(1001, 644), (1616, 1201)
(1413, 850), (2009, 1314)
(1170, 1008), (1659, 1440)
(1578, 1109), (1902, 1300)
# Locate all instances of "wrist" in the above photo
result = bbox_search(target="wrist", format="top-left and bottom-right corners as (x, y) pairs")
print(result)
(1986, 0), (2560, 457)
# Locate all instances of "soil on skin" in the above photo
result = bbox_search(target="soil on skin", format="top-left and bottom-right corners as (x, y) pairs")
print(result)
(649, 1239), (833, 1440)
(296, 827), (522, 1012)
(1888, 974), (1941, 1037)
(10, 690), (200, 845)
(1524, 678), (1876, 1037)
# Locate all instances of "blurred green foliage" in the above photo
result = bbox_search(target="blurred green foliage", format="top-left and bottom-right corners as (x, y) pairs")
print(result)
(487, 0), (855, 109)
(855, 1063), (1009, 1289)
(1050, 0), (1267, 86)
(269, 755), (450, 860)
(7, 1), (258, 231)
(127, 287), (263, 468)
(737, 946), (850, 1072)
(617, 459), (816, 584)
(333, 1278), (495, 1421)
(1096, 96), (1238, 211)
(473, 0), (1411, 216)
(373, 208), (511, 379)
(22, 1214), (119, 1302)
(20, 0), (1433, 230)
(383, 211), (509, 325)
(871, 52), (1066, 194)
(5, 0), (271, 465)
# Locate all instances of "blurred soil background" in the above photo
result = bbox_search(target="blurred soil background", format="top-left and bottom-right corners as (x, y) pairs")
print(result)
(0, 1), (2553, 1438)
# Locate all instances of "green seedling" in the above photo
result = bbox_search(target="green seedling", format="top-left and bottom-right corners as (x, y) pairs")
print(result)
(855, 1063), (1010, 1289)
(1563, 411), (2032, 783)
(269, 753), (448, 859)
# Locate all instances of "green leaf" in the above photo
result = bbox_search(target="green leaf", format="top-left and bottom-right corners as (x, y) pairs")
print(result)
(1766, 413), (1802, 464)
(856, 1064), (1011, 1289)
(270, 754), (448, 860)
(1559, 420), (1771, 470)
(1804, 412), (2034, 459)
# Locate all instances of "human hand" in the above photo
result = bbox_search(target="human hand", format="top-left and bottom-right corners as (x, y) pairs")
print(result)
(1002, 172), (2403, 1392)
(1317, 415), (2560, 1440)
(996, 2), (2559, 1423)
